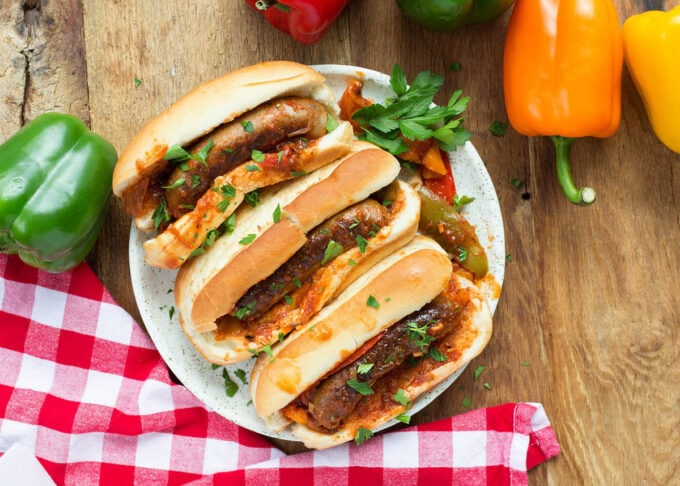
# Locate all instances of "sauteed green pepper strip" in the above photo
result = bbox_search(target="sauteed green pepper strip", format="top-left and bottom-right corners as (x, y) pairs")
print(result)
(0, 112), (117, 272)
(418, 186), (488, 277)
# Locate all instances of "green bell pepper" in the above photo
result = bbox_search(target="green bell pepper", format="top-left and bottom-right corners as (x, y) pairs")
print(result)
(396, 0), (515, 31)
(0, 112), (117, 272)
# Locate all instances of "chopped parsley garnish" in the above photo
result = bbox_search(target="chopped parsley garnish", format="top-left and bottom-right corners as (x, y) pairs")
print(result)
(429, 348), (447, 362)
(161, 178), (185, 190)
(195, 140), (214, 165)
(191, 174), (201, 189)
(406, 320), (436, 352)
(453, 194), (475, 212)
(351, 64), (471, 156)
(462, 396), (472, 408)
(366, 295), (380, 309)
(348, 218), (360, 229)
(321, 240), (344, 265)
(222, 368), (238, 397)
(474, 365), (485, 380)
(357, 363), (374, 375)
(245, 189), (260, 207)
(284, 295), (293, 305)
(224, 213), (237, 233)
(448, 62), (462, 72)
(290, 171), (306, 178)
(356, 235), (369, 253)
(168, 306), (175, 320)
(293, 277), (302, 288)
(489, 121), (508, 136)
(393, 388), (409, 406)
(326, 114), (338, 132)
(251, 149), (265, 162)
(241, 120), (254, 132)
(346, 379), (373, 396)
(134, 77), (142, 87)
(164, 139), (213, 167)
(484, 382), (492, 390)
(234, 368), (248, 385)
(511, 178), (523, 188)
(248, 344), (274, 361)
(246, 164), (261, 172)
(234, 301), (255, 319)
(355, 428), (373, 446)
(152, 199), (170, 231)
(273, 204), (281, 223)
(239, 233), (256, 245)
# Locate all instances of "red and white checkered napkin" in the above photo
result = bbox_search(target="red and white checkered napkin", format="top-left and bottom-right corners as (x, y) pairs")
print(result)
(0, 254), (560, 485)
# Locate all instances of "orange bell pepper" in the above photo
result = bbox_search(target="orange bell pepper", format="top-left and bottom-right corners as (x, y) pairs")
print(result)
(503, 0), (623, 205)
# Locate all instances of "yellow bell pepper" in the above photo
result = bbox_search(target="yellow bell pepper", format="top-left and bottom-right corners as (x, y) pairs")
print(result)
(623, 6), (680, 154)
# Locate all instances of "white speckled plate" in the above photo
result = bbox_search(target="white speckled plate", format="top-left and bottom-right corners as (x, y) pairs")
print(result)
(129, 64), (505, 442)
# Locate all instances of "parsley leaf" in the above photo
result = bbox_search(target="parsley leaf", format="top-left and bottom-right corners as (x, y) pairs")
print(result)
(366, 295), (380, 309)
(222, 368), (238, 397)
(474, 365), (485, 380)
(355, 428), (373, 446)
(273, 204), (281, 223)
(152, 199), (170, 231)
(161, 178), (185, 190)
(357, 363), (374, 375)
(164, 139), (213, 167)
(251, 149), (265, 162)
(346, 379), (374, 396)
(453, 194), (475, 212)
(326, 114), (338, 133)
(321, 240), (344, 265)
(490, 121), (508, 136)
(234, 368), (248, 385)
(239, 234), (256, 245)
(352, 64), (471, 155)
(393, 388), (409, 406)
(406, 321), (436, 352)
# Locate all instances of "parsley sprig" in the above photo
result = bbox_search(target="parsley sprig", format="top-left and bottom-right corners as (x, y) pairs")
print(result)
(351, 64), (471, 156)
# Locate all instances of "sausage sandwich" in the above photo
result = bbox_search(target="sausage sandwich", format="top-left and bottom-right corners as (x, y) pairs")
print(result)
(250, 235), (493, 449)
(174, 142), (423, 364)
(113, 61), (354, 269)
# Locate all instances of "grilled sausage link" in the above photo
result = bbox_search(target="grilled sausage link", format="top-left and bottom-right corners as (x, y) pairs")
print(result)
(164, 97), (328, 218)
(298, 295), (463, 433)
(233, 199), (389, 320)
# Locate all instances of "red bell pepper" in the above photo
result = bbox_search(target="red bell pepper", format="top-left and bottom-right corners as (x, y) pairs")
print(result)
(420, 151), (457, 205)
(245, 0), (349, 44)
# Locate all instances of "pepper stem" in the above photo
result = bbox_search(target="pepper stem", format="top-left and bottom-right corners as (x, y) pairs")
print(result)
(551, 136), (596, 206)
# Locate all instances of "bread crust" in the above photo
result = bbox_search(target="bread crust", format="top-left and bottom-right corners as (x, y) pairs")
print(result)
(175, 143), (401, 339)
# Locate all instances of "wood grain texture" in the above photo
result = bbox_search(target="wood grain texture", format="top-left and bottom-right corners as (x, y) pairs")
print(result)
(1, 0), (679, 482)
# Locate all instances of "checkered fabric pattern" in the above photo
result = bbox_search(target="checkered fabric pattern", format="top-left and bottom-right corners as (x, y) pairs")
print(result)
(0, 254), (559, 485)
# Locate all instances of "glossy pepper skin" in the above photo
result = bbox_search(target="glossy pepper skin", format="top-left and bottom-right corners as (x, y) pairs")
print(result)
(623, 6), (680, 154)
(503, 0), (623, 205)
(0, 113), (117, 272)
(396, 0), (515, 31)
(245, 0), (349, 44)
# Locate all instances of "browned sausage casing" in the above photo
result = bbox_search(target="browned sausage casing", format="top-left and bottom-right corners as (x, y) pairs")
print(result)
(165, 96), (329, 218)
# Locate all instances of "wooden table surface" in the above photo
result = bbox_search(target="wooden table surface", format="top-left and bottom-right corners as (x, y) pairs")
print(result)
(2, 0), (679, 483)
